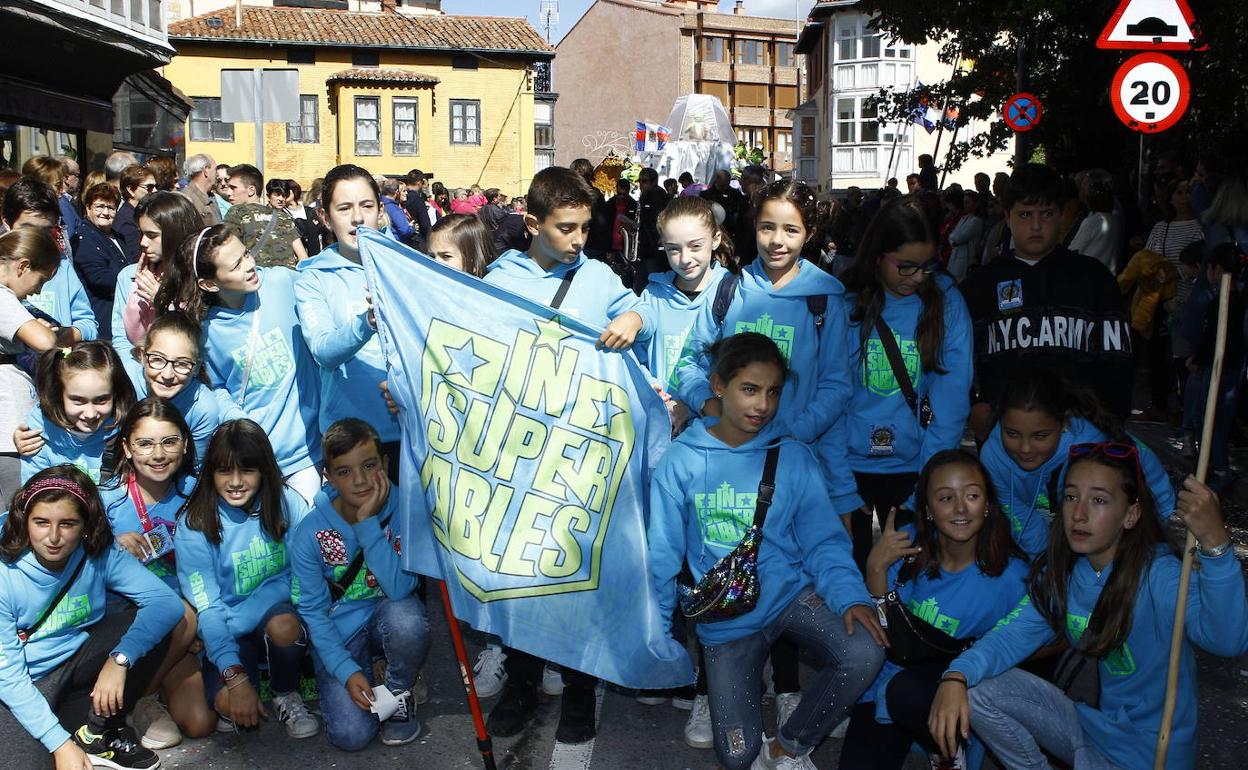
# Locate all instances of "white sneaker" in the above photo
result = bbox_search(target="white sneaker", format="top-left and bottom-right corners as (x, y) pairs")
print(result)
(635, 690), (668, 706)
(541, 664), (564, 696)
(775, 691), (801, 733)
(750, 737), (819, 770)
(683, 694), (713, 749)
(271, 690), (320, 739)
(473, 645), (507, 698)
(133, 693), (182, 749)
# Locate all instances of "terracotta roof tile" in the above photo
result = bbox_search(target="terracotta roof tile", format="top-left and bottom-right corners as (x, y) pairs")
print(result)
(327, 68), (440, 86)
(169, 7), (552, 56)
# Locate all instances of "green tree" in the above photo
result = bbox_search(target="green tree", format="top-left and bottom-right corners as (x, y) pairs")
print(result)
(857, 0), (1245, 174)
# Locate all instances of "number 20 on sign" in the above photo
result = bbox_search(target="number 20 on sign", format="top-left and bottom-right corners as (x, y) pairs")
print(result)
(1110, 52), (1190, 133)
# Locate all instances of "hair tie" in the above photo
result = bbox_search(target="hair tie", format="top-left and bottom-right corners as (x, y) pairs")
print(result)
(60, 347), (72, 358)
(19, 477), (90, 514)
(190, 226), (213, 261)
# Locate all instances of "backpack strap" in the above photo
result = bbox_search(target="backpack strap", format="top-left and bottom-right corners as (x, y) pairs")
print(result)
(550, 267), (579, 310)
(18, 552), (87, 643)
(711, 273), (741, 327)
(751, 440), (782, 528)
(873, 315), (921, 417)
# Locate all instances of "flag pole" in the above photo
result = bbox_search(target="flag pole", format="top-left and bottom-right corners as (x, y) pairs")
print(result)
(438, 579), (499, 770)
(1154, 271), (1233, 769)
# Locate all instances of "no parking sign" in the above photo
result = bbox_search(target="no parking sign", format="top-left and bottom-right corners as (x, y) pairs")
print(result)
(1109, 52), (1190, 132)
(1002, 93), (1043, 132)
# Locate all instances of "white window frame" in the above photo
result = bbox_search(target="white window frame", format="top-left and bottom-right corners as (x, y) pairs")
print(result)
(450, 99), (481, 145)
(354, 96), (381, 156)
(392, 97), (419, 156)
(286, 94), (318, 144)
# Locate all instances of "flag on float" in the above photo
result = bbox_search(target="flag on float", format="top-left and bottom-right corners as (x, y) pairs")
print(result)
(359, 228), (694, 689)
(635, 121), (671, 153)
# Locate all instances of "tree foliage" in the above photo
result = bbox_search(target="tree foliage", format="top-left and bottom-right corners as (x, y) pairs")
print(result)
(856, 0), (1247, 173)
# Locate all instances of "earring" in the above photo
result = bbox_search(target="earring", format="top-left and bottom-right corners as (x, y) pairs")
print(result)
(715, 392), (722, 399)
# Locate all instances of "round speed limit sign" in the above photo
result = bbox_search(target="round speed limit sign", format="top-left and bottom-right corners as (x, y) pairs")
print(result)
(1110, 52), (1190, 133)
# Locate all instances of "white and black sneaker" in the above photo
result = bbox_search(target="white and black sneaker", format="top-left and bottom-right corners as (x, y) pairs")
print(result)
(74, 725), (160, 770)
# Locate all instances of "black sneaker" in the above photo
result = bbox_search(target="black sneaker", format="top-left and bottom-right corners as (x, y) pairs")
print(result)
(75, 725), (161, 770)
(555, 684), (596, 744)
(487, 679), (538, 738)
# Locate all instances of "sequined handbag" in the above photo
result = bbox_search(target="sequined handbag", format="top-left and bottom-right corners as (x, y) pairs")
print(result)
(678, 442), (781, 623)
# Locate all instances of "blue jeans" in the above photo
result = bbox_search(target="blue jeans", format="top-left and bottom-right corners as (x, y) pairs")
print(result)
(968, 668), (1120, 770)
(315, 596), (430, 751)
(202, 601), (308, 705)
(701, 589), (884, 770)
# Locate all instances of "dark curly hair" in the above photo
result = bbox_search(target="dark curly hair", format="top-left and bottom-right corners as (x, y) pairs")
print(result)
(0, 465), (113, 564)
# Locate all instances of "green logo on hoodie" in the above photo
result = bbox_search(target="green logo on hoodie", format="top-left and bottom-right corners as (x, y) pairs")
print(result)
(1067, 613), (1136, 676)
(230, 328), (294, 393)
(232, 536), (287, 595)
(864, 332), (920, 397)
(734, 314), (795, 360)
(695, 482), (759, 546)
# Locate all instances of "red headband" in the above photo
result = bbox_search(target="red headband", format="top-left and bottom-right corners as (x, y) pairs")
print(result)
(19, 477), (89, 513)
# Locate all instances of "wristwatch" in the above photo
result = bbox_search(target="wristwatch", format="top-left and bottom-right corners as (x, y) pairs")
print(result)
(220, 664), (246, 684)
(110, 652), (131, 669)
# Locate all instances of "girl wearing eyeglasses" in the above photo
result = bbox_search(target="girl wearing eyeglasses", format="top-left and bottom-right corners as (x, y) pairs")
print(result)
(98, 396), (214, 749)
(980, 373), (1174, 559)
(930, 443), (1248, 770)
(833, 197), (973, 569)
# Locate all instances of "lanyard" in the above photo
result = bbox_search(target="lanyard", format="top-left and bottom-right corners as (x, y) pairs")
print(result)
(127, 472), (153, 532)
(236, 307), (262, 408)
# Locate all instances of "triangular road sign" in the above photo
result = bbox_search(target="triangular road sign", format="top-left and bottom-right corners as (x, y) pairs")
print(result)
(1096, 0), (1206, 51)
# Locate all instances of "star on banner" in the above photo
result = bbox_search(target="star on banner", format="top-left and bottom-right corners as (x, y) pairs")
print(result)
(592, 389), (625, 430)
(533, 316), (573, 353)
(442, 337), (486, 381)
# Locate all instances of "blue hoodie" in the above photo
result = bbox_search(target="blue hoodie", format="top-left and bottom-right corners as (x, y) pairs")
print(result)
(110, 262), (139, 361)
(123, 357), (230, 467)
(20, 405), (114, 484)
(289, 485), (418, 686)
(100, 473), (197, 592)
(294, 244), (400, 442)
(483, 248), (656, 337)
(647, 419), (871, 647)
(638, 265), (727, 388)
(838, 274), (973, 477)
(980, 416), (1175, 558)
(671, 259), (852, 445)
(25, 255), (97, 341)
(201, 267), (322, 475)
(175, 486), (310, 672)
(0, 543), (181, 752)
(947, 548), (1248, 770)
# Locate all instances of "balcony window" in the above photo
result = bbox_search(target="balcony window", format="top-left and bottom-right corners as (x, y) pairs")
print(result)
(735, 40), (767, 66)
(703, 37), (726, 63)
(775, 42), (795, 68)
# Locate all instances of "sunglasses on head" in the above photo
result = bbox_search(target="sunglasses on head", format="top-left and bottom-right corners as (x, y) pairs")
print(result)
(1068, 442), (1143, 497)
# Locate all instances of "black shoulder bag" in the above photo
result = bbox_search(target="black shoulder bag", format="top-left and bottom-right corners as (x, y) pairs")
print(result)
(678, 442), (780, 623)
(327, 510), (395, 603)
(18, 553), (87, 643)
(881, 558), (974, 666)
(873, 316), (934, 429)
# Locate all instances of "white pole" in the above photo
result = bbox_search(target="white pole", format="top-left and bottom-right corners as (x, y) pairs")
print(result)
(253, 68), (264, 173)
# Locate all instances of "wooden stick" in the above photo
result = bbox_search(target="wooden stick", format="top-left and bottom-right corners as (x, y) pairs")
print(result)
(1154, 272), (1233, 769)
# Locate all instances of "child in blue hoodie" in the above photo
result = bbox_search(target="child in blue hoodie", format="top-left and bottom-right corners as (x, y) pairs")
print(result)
(834, 198), (973, 567)
(20, 341), (136, 485)
(648, 332), (885, 770)
(0, 465), (181, 770)
(296, 165), (402, 475)
(157, 224), (322, 502)
(671, 179), (852, 446)
(99, 397), (213, 748)
(175, 419), (319, 740)
(2, 178), (97, 342)
(639, 195), (733, 427)
(481, 166), (656, 745)
(839, 449), (1027, 770)
(290, 418), (428, 751)
(980, 373), (1174, 558)
(931, 445), (1248, 770)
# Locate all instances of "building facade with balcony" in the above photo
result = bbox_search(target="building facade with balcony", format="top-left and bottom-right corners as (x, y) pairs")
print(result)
(554, 0), (802, 173)
(1, 0), (179, 171)
(795, 0), (1009, 193)
(165, 5), (552, 194)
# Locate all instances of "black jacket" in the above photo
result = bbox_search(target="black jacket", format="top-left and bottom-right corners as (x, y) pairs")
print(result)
(637, 187), (670, 267)
(113, 202), (141, 264)
(493, 212), (531, 255)
(403, 189), (433, 251)
(71, 221), (129, 339)
(959, 247), (1133, 418)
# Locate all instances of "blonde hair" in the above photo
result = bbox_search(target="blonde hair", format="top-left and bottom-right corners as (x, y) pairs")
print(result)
(21, 156), (66, 192)
(0, 227), (61, 273)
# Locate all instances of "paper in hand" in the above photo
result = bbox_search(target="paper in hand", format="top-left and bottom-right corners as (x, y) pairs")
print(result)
(369, 684), (401, 721)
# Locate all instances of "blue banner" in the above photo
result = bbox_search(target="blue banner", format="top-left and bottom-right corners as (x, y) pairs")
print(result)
(359, 229), (693, 689)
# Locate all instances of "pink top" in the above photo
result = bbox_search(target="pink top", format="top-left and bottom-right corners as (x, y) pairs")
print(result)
(450, 198), (476, 215)
(122, 288), (154, 345)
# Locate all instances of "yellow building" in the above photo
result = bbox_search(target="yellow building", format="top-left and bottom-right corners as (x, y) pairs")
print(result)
(166, 6), (553, 195)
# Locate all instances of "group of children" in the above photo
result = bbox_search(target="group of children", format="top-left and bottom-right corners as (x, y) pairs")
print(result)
(0, 159), (1243, 770)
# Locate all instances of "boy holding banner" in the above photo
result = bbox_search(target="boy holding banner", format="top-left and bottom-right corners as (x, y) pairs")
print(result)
(480, 166), (659, 744)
